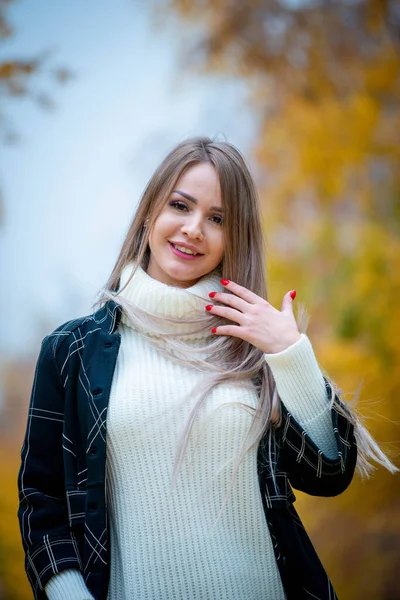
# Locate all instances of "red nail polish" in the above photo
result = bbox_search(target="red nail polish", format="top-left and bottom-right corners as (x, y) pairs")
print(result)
(290, 290), (296, 300)
(220, 279), (230, 286)
(205, 305), (213, 311)
(211, 327), (217, 334)
(209, 292), (217, 298)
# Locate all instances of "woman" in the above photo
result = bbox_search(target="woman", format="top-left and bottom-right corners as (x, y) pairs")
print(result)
(18, 136), (396, 600)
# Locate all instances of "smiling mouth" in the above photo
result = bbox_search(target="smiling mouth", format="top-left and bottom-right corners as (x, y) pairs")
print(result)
(170, 242), (202, 256)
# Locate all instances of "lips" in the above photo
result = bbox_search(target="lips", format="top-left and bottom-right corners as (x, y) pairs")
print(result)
(168, 242), (204, 261)
(169, 241), (203, 256)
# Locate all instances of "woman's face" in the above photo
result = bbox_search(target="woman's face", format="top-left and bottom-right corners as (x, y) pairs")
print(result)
(147, 162), (224, 288)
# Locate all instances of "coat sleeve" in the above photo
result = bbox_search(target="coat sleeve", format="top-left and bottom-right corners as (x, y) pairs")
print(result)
(279, 381), (358, 497)
(18, 335), (83, 599)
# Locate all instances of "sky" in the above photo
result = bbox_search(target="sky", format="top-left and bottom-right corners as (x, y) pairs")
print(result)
(0, 0), (257, 358)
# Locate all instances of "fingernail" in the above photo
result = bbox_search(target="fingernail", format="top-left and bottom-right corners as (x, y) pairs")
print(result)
(290, 290), (296, 300)
(205, 305), (213, 311)
(209, 292), (217, 298)
(220, 279), (230, 286)
(211, 328), (217, 334)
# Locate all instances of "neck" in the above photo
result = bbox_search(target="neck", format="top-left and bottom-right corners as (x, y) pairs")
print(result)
(116, 262), (223, 339)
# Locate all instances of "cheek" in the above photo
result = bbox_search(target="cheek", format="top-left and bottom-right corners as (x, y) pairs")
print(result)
(154, 212), (180, 236)
(148, 215), (170, 246)
(210, 232), (224, 262)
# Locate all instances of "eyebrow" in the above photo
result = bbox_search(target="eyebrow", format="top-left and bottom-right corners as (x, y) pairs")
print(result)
(172, 189), (224, 213)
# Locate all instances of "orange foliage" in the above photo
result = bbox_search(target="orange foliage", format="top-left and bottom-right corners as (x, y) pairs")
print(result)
(0, 0), (71, 149)
(0, 361), (35, 600)
(1, 1), (399, 597)
(0, 447), (31, 600)
(168, 1), (400, 598)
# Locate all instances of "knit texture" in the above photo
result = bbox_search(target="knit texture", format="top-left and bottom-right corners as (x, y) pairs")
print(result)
(106, 264), (286, 600)
(44, 264), (338, 599)
(265, 334), (338, 459)
(44, 569), (94, 600)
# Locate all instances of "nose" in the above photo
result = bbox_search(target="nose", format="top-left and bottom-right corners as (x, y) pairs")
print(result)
(181, 215), (204, 241)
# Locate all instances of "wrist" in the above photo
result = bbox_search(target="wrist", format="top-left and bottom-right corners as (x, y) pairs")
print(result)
(45, 569), (94, 600)
(264, 334), (329, 422)
(265, 332), (302, 355)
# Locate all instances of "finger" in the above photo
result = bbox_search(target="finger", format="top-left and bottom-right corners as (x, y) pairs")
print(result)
(211, 324), (246, 339)
(220, 279), (267, 305)
(206, 305), (246, 325)
(281, 290), (296, 313)
(208, 291), (249, 313)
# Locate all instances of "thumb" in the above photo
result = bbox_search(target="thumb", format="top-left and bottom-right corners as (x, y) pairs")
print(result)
(281, 289), (296, 313)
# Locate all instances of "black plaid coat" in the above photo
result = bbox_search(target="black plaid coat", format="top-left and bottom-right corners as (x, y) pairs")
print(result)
(18, 300), (357, 600)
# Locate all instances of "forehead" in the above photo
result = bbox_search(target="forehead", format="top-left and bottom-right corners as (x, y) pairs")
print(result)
(174, 163), (222, 204)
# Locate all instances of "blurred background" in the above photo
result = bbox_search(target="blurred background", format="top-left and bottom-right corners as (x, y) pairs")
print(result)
(0, 0), (399, 598)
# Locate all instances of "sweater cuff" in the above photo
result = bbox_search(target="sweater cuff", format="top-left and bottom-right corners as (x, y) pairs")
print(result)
(45, 569), (94, 600)
(264, 334), (328, 424)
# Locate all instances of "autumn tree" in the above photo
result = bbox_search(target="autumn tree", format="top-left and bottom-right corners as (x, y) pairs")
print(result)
(166, 1), (400, 598)
(0, 0), (71, 224)
(0, 3), (71, 597)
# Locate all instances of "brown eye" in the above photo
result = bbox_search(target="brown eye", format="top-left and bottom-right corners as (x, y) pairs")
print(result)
(169, 201), (188, 211)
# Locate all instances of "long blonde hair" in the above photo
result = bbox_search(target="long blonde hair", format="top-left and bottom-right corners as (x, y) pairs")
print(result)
(100, 135), (397, 487)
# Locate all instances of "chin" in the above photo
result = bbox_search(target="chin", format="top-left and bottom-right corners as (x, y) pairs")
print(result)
(168, 270), (202, 285)
(164, 265), (206, 285)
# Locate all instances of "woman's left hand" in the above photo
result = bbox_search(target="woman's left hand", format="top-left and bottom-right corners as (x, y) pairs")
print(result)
(206, 279), (301, 354)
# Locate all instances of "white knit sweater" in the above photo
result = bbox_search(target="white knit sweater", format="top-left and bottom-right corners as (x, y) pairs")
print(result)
(45, 265), (337, 600)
